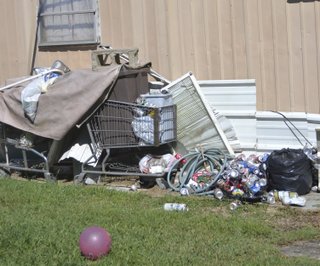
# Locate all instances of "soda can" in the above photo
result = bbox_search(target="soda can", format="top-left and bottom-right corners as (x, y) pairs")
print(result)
(232, 188), (245, 196)
(237, 164), (246, 175)
(235, 153), (246, 161)
(229, 169), (239, 178)
(258, 178), (267, 187)
(230, 201), (241, 211)
(180, 188), (189, 196)
(164, 203), (188, 211)
(213, 188), (224, 200)
(247, 154), (258, 163)
(249, 182), (261, 194)
(266, 195), (276, 205)
(258, 153), (269, 163)
(246, 163), (259, 175)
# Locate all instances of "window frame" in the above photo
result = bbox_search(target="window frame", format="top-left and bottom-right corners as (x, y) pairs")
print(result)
(37, 0), (101, 48)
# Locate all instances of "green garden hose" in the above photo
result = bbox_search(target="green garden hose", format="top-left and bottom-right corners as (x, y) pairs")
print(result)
(166, 148), (231, 194)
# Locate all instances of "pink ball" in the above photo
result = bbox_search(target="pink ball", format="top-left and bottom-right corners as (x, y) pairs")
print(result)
(79, 226), (112, 260)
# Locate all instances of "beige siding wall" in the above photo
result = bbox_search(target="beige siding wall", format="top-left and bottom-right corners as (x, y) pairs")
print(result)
(0, 0), (38, 81)
(1, 0), (320, 113)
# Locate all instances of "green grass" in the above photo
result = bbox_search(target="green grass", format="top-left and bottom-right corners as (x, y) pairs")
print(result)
(0, 179), (319, 266)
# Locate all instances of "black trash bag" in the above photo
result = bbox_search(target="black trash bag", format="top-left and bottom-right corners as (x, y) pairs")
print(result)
(266, 148), (313, 195)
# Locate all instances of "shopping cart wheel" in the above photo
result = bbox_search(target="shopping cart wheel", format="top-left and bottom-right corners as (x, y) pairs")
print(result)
(44, 172), (57, 182)
(0, 167), (10, 179)
(74, 173), (86, 185)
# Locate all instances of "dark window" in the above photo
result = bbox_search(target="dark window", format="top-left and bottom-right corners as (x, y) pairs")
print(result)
(38, 0), (100, 47)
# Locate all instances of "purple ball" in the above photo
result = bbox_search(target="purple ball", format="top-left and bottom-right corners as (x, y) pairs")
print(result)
(79, 226), (112, 260)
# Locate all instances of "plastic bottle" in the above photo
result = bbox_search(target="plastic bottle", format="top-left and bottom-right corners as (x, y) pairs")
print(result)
(271, 190), (306, 207)
(164, 203), (188, 211)
(272, 190), (298, 201)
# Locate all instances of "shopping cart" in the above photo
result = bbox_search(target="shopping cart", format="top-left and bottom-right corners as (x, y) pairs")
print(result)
(0, 124), (56, 180)
(77, 100), (177, 182)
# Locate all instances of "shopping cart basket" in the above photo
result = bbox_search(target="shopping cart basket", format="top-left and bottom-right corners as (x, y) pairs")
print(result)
(78, 100), (177, 181)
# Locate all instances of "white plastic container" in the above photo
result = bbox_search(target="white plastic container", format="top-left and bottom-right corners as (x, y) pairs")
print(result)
(141, 93), (173, 107)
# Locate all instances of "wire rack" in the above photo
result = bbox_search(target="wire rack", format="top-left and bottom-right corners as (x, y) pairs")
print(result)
(87, 100), (177, 149)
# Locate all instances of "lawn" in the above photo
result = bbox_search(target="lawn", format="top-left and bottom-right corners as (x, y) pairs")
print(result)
(0, 178), (319, 265)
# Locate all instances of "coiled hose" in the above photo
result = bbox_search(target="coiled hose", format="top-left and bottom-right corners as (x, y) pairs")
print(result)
(166, 148), (232, 194)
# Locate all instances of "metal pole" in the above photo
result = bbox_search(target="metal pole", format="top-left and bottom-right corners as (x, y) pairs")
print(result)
(0, 68), (64, 92)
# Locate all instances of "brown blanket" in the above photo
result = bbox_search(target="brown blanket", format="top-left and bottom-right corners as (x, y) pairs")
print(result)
(0, 65), (123, 140)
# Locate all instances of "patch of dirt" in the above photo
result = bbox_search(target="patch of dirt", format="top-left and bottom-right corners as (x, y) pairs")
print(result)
(280, 240), (320, 261)
(266, 207), (320, 231)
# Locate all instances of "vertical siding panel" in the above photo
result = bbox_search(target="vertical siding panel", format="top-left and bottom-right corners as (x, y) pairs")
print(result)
(217, 0), (234, 79)
(37, 50), (91, 71)
(100, 0), (116, 45)
(20, 0), (38, 74)
(244, 0), (263, 110)
(176, 0), (195, 76)
(272, 0), (291, 111)
(3, 1), (19, 79)
(130, 0), (148, 62)
(109, 1), (124, 48)
(102, 0), (134, 49)
(258, 0), (277, 110)
(315, 1), (320, 113)
(166, 0), (183, 79)
(301, 2), (319, 113)
(9, 1), (20, 75)
(120, 0), (134, 48)
(153, 0), (170, 79)
(6, 0), (37, 78)
(203, 0), (221, 79)
(100, 0), (111, 44)
(287, 3), (305, 112)
(0, 1), (11, 82)
(143, 0), (159, 67)
(190, 0), (209, 79)
(69, 51), (91, 69)
(230, 0), (247, 79)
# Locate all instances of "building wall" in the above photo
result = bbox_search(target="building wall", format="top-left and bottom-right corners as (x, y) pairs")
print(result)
(1, 0), (320, 113)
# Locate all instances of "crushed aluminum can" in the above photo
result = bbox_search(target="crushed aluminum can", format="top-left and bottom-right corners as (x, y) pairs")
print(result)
(266, 195), (276, 205)
(230, 201), (241, 211)
(180, 187), (189, 196)
(231, 188), (245, 196)
(229, 169), (239, 178)
(249, 182), (261, 194)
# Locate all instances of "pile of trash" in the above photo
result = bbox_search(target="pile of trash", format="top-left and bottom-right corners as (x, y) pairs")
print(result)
(139, 147), (318, 209)
(0, 51), (318, 213)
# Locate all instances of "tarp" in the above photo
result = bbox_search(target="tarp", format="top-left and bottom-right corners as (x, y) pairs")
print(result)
(0, 64), (132, 140)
